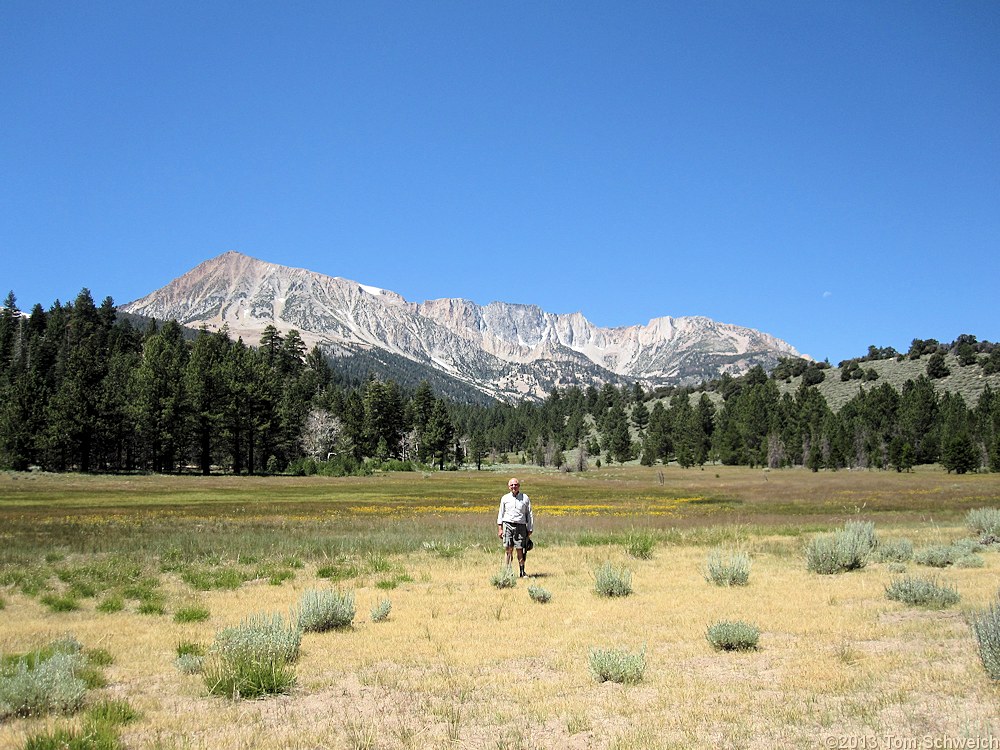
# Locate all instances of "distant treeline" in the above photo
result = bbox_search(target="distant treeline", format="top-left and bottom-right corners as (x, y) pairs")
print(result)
(1, 290), (998, 475)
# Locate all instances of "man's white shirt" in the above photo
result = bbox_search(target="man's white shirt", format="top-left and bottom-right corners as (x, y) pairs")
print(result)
(497, 492), (533, 531)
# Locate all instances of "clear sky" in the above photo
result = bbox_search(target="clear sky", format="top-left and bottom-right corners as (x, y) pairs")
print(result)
(3, 1), (998, 365)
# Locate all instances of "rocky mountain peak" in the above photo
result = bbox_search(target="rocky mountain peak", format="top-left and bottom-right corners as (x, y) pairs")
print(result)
(121, 251), (802, 401)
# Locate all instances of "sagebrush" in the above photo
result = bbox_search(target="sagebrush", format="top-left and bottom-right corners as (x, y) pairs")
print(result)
(588, 645), (646, 684)
(370, 598), (392, 623)
(970, 594), (1000, 680)
(885, 575), (960, 609)
(491, 567), (517, 589)
(296, 589), (355, 632)
(0, 638), (89, 721)
(966, 507), (1000, 538)
(706, 620), (760, 651)
(203, 613), (301, 699)
(805, 520), (877, 574)
(593, 562), (633, 597)
(704, 548), (751, 586)
(528, 584), (552, 603)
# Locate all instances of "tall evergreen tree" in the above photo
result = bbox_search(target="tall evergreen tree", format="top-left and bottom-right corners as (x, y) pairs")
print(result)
(363, 376), (405, 459)
(186, 328), (229, 475)
(43, 290), (110, 471)
(424, 398), (454, 469)
(898, 376), (940, 464)
(693, 394), (716, 465)
(131, 320), (189, 472)
(603, 402), (633, 464)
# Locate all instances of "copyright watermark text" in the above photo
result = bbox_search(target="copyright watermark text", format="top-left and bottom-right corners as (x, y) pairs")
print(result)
(823, 737), (1000, 750)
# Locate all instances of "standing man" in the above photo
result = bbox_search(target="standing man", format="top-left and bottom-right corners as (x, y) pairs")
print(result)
(497, 477), (533, 577)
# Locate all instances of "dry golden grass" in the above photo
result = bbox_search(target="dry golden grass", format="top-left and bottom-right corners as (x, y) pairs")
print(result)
(2, 538), (999, 748)
(2, 466), (1000, 748)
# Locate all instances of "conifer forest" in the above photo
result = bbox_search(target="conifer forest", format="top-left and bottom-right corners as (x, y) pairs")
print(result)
(1, 290), (998, 476)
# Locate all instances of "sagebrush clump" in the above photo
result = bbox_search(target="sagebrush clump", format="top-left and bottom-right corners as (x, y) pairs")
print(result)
(588, 645), (646, 684)
(593, 562), (633, 597)
(296, 589), (355, 632)
(491, 567), (517, 589)
(0, 638), (89, 720)
(913, 541), (982, 568)
(873, 537), (914, 563)
(203, 613), (301, 699)
(970, 594), (1000, 680)
(966, 507), (1000, 540)
(704, 549), (751, 586)
(806, 520), (877, 574)
(527, 584), (552, 603)
(706, 620), (760, 651)
(174, 641), (206, 674)
(885, 575), (960, 609)
(370, 599), (392, 623)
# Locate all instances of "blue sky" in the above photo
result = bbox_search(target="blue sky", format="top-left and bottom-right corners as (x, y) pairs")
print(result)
(3, 1), (998, 365)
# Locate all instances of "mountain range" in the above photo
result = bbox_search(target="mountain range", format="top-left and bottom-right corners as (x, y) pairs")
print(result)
(120, 251), (802, 402)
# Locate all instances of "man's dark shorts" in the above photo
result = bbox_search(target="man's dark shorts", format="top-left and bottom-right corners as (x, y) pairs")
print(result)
(502, 522), (529, 550)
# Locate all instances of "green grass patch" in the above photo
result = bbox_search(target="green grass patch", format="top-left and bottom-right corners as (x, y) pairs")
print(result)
(0, 566), (50, 597)
(421, 541), (464, 558)
(137, 597), (166, 616)
(174, 604), (211, 623)
(375, 572), (413, 590)
(180, 566), (250, 591)
(95, 595), (124, 614)
(21, 698), (138, 750)
(40, 592), (81, 612)
(176, 641), (205, 658)
(260, 566), (295, 585)
(316, 561), (361, 582)
(576, 532), (620, 547)
(623, 531), (656, 559)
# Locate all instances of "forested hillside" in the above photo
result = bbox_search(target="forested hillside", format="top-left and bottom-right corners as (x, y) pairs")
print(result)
(1, 290), (998, 475)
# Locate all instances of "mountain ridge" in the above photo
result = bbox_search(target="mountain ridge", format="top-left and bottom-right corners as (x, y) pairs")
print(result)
(120, 251), (802, 401)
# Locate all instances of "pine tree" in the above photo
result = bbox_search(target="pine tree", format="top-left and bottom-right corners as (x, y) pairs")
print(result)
(603, 403), (633, 464)
(926, 352), (950, 379)
(43, 290), (110, 471)
(186, 328), (229, 475)
(131, 320), (189, 472)
(363, 377), (405, 459)
(631, 399), (650, 432)
(424, 399), (454, 469)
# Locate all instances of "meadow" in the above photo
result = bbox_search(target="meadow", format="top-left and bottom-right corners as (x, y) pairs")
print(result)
(1, 465), (999, 749)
